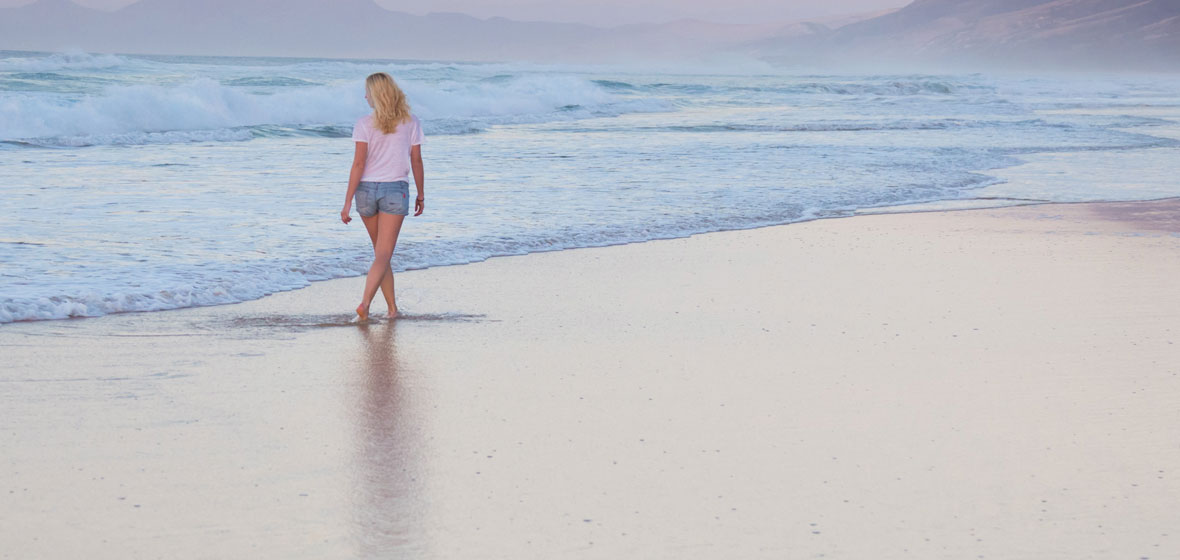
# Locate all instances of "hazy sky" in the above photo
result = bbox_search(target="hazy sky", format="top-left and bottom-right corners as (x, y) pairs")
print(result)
(0, 0), (911, 26)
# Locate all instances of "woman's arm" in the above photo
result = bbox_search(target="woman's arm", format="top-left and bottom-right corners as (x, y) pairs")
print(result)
(411, 144), (424, 216)
(341, 141), (367, 224)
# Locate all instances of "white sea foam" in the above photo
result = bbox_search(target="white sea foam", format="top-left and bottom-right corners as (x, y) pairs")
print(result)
(0, 70), (672, 146)
(0, 258), (364, 323)
(0, 79), (362, 142)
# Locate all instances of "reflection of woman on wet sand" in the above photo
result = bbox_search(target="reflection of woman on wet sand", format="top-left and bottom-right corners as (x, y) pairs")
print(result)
(340, 72), (426, 321)
(350, 322), (423, 554)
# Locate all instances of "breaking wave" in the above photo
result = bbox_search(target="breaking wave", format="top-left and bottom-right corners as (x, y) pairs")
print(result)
(0, 51), (130, 72)
(0, 73), (672, 147)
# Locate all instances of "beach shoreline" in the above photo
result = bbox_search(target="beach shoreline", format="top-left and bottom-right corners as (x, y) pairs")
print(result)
(2, 198), (1178, 559)
(7, 192), (1180, 329)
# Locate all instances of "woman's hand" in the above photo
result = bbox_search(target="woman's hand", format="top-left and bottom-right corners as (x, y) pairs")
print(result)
(341, 205), (352, 224)
(414, 197), (424, 216)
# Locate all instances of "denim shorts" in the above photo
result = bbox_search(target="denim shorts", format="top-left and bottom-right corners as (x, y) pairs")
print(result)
(355, 181), (409, 217)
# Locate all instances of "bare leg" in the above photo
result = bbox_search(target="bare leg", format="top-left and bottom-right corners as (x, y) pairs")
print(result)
(361, 214), (398, 316)
(358, 212), (405, 320)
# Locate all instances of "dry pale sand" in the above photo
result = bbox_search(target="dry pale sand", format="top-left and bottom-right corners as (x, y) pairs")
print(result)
(2, 199), (1179, 559)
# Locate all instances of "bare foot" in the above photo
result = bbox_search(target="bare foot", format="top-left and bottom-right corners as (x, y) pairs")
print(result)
(386, 300), (399, 320)
(356, 304), (369, 322)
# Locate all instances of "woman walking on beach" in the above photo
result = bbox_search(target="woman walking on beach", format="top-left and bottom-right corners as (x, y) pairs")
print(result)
(341, 72), (425, 321)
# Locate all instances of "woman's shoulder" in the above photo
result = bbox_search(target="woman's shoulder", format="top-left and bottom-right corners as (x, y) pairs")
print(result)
(353, 114), (375, 134)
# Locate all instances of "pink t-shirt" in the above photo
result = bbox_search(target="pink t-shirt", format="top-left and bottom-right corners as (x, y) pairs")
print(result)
(352, 114), (424, 182)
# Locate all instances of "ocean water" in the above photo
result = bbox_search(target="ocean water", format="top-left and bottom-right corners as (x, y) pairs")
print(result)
(2, 50), (1179, 323)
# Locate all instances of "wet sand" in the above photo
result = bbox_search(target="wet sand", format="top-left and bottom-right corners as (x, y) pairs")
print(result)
(2, 199), (1178, 559)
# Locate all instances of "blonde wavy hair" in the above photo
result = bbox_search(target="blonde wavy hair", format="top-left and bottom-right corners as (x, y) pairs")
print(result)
(365, 72), (411, 134)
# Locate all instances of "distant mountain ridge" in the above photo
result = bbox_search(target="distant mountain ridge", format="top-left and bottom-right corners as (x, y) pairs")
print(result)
(0, 0), (854, 63)
(0, 0), (605, 62)
(759, 0), (1180, 70)
(1, 0), (1178, 70)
